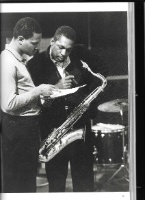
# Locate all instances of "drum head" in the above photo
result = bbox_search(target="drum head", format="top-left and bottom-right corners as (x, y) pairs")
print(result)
(92, 123), (125, 133)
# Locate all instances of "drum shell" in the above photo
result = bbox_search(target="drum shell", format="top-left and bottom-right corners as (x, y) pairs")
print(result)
(92, 129), (123, 164)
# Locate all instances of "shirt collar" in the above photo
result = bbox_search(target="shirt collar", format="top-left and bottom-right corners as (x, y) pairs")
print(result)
(6, 45), (27, 64)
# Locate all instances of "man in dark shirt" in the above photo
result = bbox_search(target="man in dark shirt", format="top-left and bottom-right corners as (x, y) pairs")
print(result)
(27, 26), (107, 192)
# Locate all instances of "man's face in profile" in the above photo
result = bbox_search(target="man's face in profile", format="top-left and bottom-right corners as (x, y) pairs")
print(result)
(20, 32), (42, 56)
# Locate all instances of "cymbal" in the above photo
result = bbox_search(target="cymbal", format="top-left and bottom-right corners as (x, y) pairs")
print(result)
(98, 99), (128, 113)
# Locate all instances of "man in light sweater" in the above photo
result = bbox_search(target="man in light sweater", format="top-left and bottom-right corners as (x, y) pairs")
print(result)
(1, 17), (57, 193)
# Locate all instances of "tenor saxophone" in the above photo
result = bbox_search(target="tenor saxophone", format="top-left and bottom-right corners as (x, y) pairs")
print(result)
(39, 68), (107, 163)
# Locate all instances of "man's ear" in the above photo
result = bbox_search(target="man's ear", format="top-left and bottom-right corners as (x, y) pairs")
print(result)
(50, 38), (55, 45)
(17, 36), (25, 45)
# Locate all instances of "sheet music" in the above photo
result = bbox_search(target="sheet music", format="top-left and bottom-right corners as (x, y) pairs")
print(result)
(40, 85), (86, 99)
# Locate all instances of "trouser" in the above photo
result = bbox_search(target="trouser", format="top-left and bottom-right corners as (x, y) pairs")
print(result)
(45, 138), (94, 192)
(1, 112), (40, 193)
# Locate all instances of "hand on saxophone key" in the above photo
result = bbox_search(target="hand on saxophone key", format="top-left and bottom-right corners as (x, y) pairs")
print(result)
(39, 145), (48, 162)
(39, 154), (48, 163)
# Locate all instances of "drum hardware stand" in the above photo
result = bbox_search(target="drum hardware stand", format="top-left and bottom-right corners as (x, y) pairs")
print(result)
(93, 146), (107, 183)
(107, 107), (129, 184)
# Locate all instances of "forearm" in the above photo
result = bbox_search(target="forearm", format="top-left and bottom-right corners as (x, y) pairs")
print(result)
(1, 87), (40, 112)
(1, 84), (56, 113)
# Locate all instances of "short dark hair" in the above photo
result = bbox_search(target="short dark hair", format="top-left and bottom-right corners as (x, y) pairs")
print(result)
(54, 26), (76, 43)
(13, 17), (42, 39)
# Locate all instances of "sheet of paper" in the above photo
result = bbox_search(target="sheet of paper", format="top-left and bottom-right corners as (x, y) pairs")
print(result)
(41, 84), (86, 99)
(51, 85), (86, 98)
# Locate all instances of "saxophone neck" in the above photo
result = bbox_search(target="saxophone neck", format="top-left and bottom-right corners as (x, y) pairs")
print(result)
(96, 73), (107, 89)
(83, 64), (107, 88)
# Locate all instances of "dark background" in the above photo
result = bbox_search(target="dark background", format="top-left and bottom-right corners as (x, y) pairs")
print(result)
(0, 11), (128, 76)
(135, 2), (145, 200)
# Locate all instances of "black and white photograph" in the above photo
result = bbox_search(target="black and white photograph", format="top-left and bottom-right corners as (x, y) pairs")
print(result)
(0, 2), (136, 200)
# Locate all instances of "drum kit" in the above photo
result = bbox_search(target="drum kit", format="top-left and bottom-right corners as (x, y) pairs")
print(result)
(92, 99), (129, 183)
